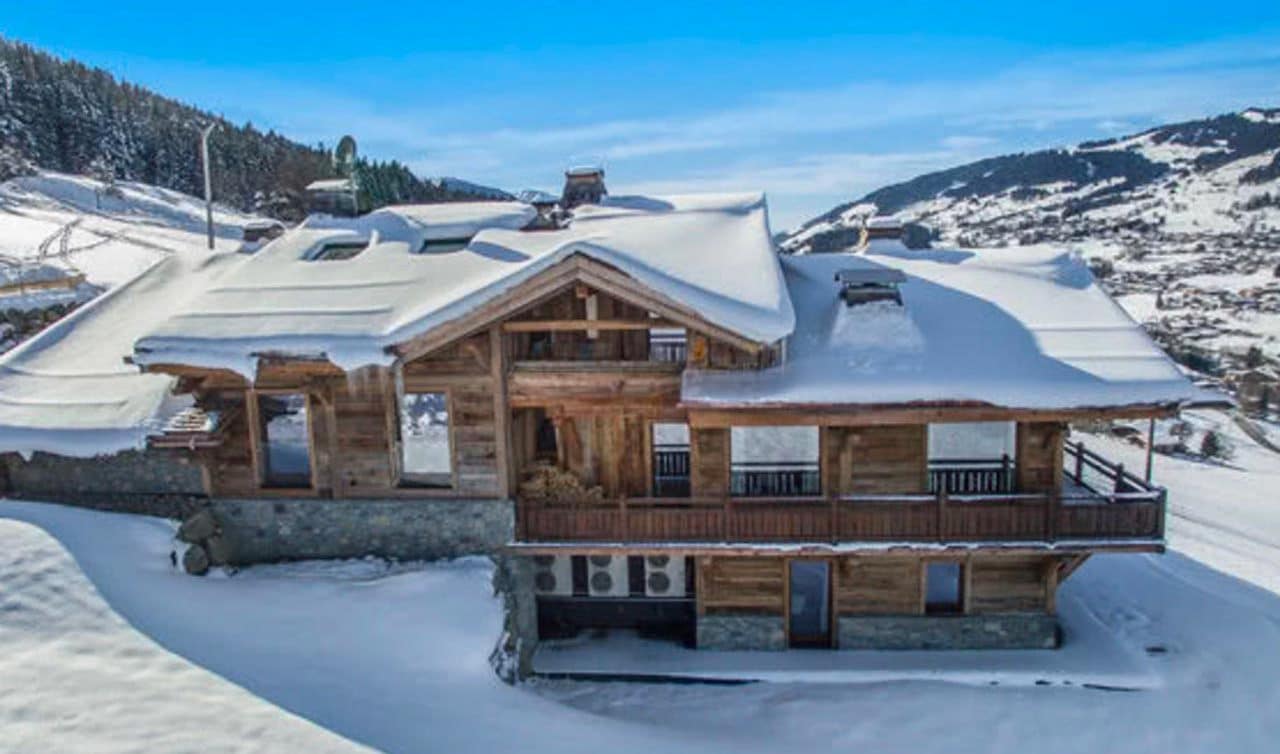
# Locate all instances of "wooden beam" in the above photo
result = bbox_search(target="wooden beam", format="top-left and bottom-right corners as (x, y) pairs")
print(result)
(1058, 553), (1091, 583)
(502, 318), (678, 333)
(685, 403), (1180, 428)
(505, 543), (1162, 557)
(490, 327), (513, 499)
(392, 253), (767, 363)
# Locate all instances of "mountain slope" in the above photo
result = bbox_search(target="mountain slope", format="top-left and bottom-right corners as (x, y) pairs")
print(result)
(784, 108), (1280, 375)
(786, 108), (1280, 253)
(0, 37), (500, 219)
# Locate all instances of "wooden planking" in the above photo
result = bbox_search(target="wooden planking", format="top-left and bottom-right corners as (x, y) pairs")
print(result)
(331, 373), (397, 493)
(699, 556), (786, 615)
(690, 427), (729, 498)
(834, 557), (923, 615)
(1017, 422), (1065, 493)
(967, 555), (1053, 613)
(838, 424), (928, 495)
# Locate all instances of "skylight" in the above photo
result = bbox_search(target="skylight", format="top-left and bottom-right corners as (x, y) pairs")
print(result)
(309, 241), (368, 261)
(417, 238), (473, 254)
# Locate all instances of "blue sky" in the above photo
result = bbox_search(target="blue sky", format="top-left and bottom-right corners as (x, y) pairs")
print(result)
(4, 1), (1280, 229)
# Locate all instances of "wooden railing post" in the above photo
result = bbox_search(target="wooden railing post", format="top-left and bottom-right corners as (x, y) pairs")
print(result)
(937, 487), (948, 543)
(1074, 441), (1085, 483)
(619, 496), (629, 540)
(1114, 463), (1125, 500)
(723, 495), (732, 544)
(829, 493), (838, 544)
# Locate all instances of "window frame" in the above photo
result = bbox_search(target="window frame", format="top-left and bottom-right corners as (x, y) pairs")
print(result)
(249, 389), (317, 491)
(394, 375), (457, 490)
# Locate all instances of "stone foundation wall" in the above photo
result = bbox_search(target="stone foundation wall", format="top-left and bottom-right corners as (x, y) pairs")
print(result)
(837, 613), (1059, 650)
(697, 613), (786, 650)
(491, 555), (539, 681)
(0, 449), (207, 518)
(206, 497), (514, 564)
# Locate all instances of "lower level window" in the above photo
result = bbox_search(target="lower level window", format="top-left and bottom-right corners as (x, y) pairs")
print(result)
(400, 391), (453, 487)
(259, 393), (312, 488)
(925, 561), (964, 615)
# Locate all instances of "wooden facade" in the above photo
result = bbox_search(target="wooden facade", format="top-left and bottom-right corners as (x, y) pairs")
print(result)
(148, 254), (1172, 648)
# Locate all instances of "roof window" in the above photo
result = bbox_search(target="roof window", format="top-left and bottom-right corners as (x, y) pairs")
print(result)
(309, 241), (368, 261)
(417, 237), (473, 254)
(835, 268), (906, 307)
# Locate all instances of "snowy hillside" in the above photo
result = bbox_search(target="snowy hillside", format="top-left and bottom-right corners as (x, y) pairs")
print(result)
(0, 170), (262, 351)
(784, 108), (1280, 370)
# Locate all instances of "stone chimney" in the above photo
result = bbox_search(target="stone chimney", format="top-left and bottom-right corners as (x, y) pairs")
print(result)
(561, 165), (607, 209)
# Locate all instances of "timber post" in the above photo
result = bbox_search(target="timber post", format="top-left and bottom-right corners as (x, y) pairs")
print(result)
(936, 487), (948, 543)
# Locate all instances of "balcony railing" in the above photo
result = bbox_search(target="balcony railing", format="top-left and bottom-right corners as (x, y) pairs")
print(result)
(652, 444), (691, 498)
(730, 462), (821, 497)
(522, 440), (1166, 545)
(928, 457), (1014, 494)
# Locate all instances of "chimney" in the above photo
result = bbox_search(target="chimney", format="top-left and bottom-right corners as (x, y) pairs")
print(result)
(561, 165), (607, 209)
(860, 215), (903, 245)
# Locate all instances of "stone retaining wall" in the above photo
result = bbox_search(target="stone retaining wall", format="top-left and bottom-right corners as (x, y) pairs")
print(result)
(697, 613), (786, 650)
(206, 497), (514, 564)
(837, 613), (1059, 650)
(0, 449), (207, 518)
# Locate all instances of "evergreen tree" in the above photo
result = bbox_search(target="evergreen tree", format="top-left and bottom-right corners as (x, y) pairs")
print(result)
(0, 37), (505, 218)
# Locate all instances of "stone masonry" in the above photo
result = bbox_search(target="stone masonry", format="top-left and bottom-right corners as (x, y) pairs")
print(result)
(0, 449), (206, 517)
(838, 614), (1059, 650)
(697, 613), (787, 650)
(205, 497), (514, 564)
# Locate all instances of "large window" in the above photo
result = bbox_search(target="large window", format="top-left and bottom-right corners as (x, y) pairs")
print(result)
(730, 426), (821, 497)
(258, 393), (312, 488)
(399, 391), (453, 487)
(928, 422), (1016, 494)
(651, 422), (690, 497)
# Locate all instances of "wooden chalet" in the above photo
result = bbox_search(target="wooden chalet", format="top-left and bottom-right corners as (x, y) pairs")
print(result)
(0, 171), (1207, 655)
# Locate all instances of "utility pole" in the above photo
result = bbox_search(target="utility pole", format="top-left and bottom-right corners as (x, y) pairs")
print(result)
(200, 123), (217, 250)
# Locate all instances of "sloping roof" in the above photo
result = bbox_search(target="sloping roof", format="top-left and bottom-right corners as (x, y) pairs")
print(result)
(0, 251), (242, 457)
(683, 241), (1203, 410)
(132, 193), (794, 378)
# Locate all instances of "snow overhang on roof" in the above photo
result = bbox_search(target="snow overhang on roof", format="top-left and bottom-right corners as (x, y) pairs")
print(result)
(0, 252), (242, 458)
(131, 193), (794, 379)
(683, 241), (1209, 412)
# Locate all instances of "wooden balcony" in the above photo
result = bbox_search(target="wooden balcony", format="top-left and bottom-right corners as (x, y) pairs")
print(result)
(516, 441), (1167, 547)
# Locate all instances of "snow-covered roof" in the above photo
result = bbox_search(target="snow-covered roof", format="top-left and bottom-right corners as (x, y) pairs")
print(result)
(305, 178), (354, 192)
(0, 252), (241, 457)
(683, 241), (1204, 411)
(132, 193), (793, 378)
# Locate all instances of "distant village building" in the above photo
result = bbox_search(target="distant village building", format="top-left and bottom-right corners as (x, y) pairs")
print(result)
(0, 167), (1221, 677)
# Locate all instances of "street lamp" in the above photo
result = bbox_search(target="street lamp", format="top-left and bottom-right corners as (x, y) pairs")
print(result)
(199, 123), (217, 250)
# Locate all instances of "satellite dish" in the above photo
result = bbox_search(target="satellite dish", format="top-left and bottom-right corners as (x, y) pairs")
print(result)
(334, 135), (358, 177)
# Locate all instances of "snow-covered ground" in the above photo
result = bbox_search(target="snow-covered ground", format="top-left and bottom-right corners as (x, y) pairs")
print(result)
(3, 409), (1280, 753)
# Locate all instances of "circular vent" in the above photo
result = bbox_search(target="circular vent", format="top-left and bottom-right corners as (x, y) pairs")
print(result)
(646, 555), (669, 568)
(532, 555), (556, 567)
(647, 571), (671, 594)
(590, 570), (613, 593)
(589, 554), (613, 568)
(534, 571), (558, 593)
